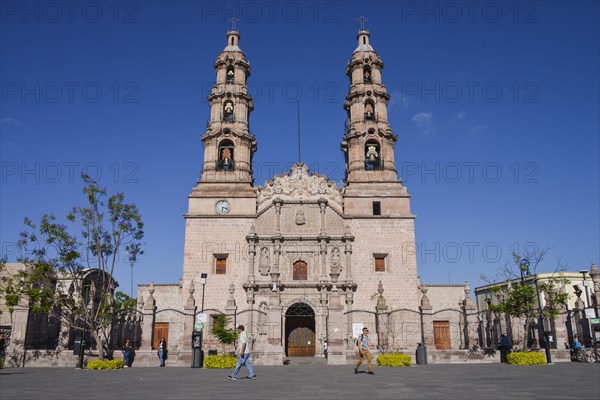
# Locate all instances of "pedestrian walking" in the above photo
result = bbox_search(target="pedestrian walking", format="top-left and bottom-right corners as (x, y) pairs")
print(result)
(158, 337), (167, 367)
(323, 340), (328, 359)
(0, 332), (6, 369)
(228, 325), (256, 380)
(354, 327), (374, 375)
(499, 334), (511, 363)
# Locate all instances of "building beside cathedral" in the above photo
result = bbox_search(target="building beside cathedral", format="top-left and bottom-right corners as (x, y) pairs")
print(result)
(133, 27), (480, 366)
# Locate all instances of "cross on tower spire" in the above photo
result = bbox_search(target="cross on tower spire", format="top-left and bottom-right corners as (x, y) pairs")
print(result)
(356, 15), (368, 31)
(229, 17), (240, 31)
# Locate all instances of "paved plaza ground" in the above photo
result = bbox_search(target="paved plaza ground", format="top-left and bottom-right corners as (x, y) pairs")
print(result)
(1, 363), (599, 399)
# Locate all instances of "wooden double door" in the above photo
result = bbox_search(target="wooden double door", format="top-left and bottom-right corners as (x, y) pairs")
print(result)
(285, 303), (316, 357)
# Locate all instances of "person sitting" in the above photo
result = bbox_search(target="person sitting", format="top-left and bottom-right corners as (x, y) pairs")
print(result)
(572, 337), (582, 350)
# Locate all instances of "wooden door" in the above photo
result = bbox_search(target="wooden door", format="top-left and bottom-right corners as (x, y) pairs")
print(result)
(287, 326), (315, 357)
(153, 322), (169, 350)
(433, 321), (451, 350)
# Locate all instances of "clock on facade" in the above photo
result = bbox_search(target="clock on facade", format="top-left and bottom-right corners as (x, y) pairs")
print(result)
(215, 200), (230, 214)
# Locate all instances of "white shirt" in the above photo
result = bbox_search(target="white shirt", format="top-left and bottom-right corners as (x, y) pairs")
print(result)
(238, 331), (250, 355)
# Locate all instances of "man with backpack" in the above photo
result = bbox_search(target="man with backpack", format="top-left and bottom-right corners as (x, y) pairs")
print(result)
(355, 327), (374, 375)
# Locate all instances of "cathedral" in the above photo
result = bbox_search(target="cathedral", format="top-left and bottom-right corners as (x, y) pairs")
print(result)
(135, 26), (474, 366)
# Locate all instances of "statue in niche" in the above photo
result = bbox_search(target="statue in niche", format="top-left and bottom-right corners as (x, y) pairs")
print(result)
(331, 247), (340, 267)
(364, 102), (374, 120)
(295, 210), (306, 225)
(363, 69), (371, 83)
(259, 247), (270, 275)
(226, 69), (234, 83)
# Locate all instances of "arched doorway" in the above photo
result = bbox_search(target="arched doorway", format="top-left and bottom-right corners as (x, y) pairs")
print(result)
(285, 303), (316, 357)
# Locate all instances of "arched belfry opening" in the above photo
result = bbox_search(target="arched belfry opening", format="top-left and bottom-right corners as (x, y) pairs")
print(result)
(365, 139), (382, 170)
(285, 303), (316, 357)
(218, 139), (235, 170)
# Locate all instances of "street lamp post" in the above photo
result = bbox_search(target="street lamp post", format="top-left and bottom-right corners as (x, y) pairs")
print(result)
(534, 278), (552, 364)
(199, 273), (207, 365)
(579, 270), (590, 307)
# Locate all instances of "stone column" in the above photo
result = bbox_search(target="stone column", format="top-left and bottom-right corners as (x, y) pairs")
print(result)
(590, 262), (600, 318)
(375, 281), (389, 351)
(182, 282), (196, 351)
(246, 225), (257, 283)
(327, 288), (346, 364)
(343, 225), (354, 281)
(419, 284), (434, 347)
(461, 281), (478, 350)
(258, 287), (285, 365)
(274, 199), (283, 235)
(319, 242), (328, 281)
(318, 198), (327, 235)
(7, 302), (29, 367)
(141, 283), (156, 350)
(345, 290), (354, 351)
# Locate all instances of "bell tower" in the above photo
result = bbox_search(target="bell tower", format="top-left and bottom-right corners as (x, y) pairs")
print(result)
(188, 27), (257, 216)
(341, 23), (411, 217)
(200, 28), (256, 183)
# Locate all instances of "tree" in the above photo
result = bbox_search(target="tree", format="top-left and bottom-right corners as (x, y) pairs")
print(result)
(8, 174), (144, 360)
(486, 250), (569, 350)
(211, 315), (237, 351)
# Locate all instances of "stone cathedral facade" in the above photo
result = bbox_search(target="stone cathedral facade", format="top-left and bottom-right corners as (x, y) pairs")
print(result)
(135, 28), (474, 366)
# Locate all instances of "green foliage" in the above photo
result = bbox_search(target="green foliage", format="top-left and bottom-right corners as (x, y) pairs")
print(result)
(375, 353), (412, 367)
(113, 291), (137, 314)
(506, 351), (546, 365)
(211, 315), (237, 345)
(11, 174), (144, 360)
(87, 359), (125, 370)
(204, 355), (238, 369)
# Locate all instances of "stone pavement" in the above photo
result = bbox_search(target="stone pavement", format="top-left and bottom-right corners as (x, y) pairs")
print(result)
(1, 363), (598, 400)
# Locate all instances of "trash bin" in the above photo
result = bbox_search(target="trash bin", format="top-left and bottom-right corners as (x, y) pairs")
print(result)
(416, 343), (427, 365)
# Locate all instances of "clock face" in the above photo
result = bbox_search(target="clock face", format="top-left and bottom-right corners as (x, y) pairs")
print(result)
(215, 200), (230, 215)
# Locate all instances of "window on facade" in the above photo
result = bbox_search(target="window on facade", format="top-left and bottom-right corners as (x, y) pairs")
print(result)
(293, 260), (308, 280)
(374, 256), (385, 272)
(216, 256), (227, 274)
(372, 201), (381, 216)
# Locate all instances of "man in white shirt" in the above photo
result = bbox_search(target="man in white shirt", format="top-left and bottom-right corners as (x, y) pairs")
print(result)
(228, 325), (256, 380)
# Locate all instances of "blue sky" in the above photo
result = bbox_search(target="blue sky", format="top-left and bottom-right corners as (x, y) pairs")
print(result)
(1, 1), (599, 295)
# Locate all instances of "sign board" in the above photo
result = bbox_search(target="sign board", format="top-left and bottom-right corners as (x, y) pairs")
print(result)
(585, 308), (597, 319)
(589, 318), (600, 325)
(352, 323), (364, 339)
(196, 313), (207, 324)
(194, 323), (204, 331)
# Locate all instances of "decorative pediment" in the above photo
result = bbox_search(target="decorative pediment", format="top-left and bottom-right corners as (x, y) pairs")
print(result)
(256, 163), (343, 210)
